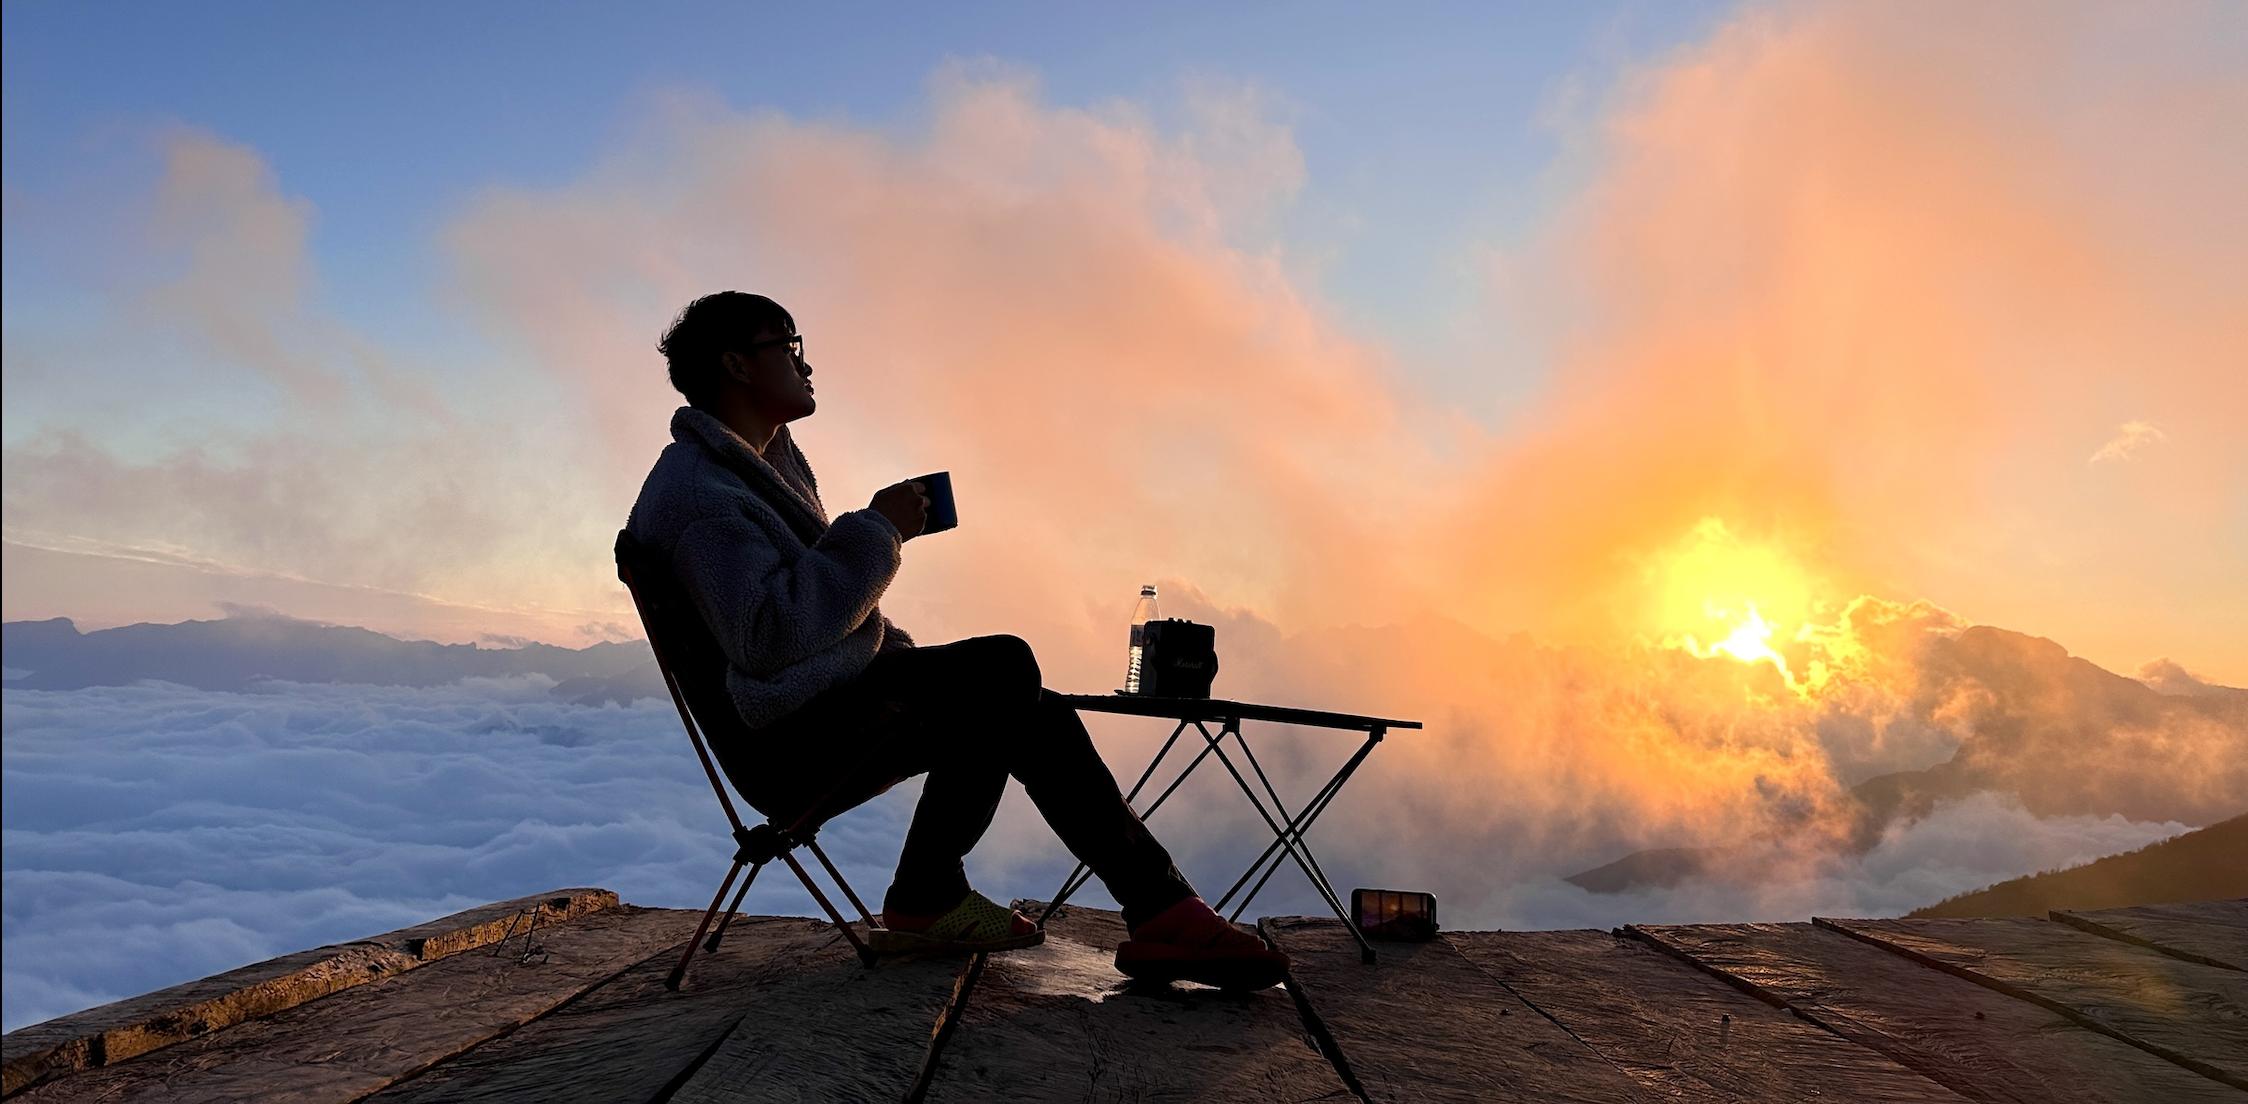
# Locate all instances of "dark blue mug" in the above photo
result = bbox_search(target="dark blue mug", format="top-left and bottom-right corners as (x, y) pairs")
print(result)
(910, 471), (957, 534)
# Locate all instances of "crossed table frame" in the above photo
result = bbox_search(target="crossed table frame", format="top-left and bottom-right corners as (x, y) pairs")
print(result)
(1037, 694), (1421, 964)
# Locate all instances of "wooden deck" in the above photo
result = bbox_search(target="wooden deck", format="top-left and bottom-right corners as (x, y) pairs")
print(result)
(7, 895), (2242, 1102)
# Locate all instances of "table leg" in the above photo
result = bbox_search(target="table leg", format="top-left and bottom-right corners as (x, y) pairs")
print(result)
(1224, 725), (1353, 916)
(1195, 721), (1378, 963)
(1216, 730), (1383, 967)
(1039, 719), (1215, 925)
(1121, 720), (1193, 807)
(1217, 730), (1378, 918)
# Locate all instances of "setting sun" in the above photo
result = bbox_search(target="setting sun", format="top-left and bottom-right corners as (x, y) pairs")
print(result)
(1692, 602), (1785, 669)
(1634, 518), (1824, 683)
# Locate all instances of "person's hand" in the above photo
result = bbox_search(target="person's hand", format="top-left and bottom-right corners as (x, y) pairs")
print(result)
(871, 480), (929, 539)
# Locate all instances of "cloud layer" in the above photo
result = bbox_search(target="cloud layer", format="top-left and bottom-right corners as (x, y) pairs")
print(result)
(0, 676), (913, 1031)
(1, 672), (2191, 1031)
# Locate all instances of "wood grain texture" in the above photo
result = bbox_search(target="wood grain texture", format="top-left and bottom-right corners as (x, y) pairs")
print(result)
(1819, 916), (2248, 1090)
(371, 916), (828, 1103)
(1, 889), (616, 1097)
(1451, 928), (1961, 1103)
(1635, 921), (2240, 1104)
(1264, 916), (1646, 1104)
(10, 905), (696, 1104)
(917, 904), (1352, 1104)
(2053, 900), (2247, 972)
(666, 925), (976, 1104)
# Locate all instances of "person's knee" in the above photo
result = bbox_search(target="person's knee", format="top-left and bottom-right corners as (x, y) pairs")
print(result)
(963, 634), (1040, 698)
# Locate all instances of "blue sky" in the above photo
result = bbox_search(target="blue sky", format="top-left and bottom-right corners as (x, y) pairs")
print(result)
(4, 1), (1728, 362)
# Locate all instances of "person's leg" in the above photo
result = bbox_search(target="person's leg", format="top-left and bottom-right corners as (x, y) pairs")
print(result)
(728, 641), (1020, 924)
(1004, 691), (1195, 928)
(852, 637), (1032, 917)
(886, 636), (1282, 987)
(883, 753), (1009, 915)
(861, 635), (1194, 928)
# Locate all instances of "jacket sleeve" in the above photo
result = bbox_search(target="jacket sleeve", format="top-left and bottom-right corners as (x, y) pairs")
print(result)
(671, 506), (903, 678)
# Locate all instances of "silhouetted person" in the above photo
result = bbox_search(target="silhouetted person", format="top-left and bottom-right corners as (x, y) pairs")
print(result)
(626, 291), (1287, 989)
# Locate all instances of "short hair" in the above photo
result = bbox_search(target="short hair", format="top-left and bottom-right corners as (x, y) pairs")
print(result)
(657, 292), (795, 408)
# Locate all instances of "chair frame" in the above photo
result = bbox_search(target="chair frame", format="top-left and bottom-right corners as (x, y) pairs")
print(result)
(616, 531), (890, 989)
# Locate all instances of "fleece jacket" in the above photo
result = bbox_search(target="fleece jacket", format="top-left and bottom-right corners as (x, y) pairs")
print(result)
(627, 406), (914, 728)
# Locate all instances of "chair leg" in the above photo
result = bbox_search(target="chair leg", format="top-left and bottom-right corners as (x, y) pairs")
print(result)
(806, 840), (878, 927)
(668, 858), (747, 991)
(705, 861), (764, 952)
(781, 850), (879, 966)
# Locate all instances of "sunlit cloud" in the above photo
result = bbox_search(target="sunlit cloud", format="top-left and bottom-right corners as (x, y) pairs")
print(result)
(2088, 419), (2167, 464)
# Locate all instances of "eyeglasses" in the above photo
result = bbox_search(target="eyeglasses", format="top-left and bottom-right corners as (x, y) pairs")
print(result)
(741, 334), (805, 362)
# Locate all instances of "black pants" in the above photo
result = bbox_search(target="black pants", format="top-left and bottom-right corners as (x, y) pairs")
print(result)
(733, 635), (1196, 929)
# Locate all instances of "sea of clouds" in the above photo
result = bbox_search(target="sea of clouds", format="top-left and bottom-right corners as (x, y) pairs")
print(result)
(5, 0), (2240, 1040)
(1, 671), (2187, 1032)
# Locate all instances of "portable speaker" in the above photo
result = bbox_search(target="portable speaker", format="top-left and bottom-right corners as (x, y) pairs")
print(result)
(1352, 888), (1438, 941)
(1138, 619), (1218, 698)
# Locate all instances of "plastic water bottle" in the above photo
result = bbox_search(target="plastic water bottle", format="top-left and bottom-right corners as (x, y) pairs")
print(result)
(1124, 585), (1159, 693)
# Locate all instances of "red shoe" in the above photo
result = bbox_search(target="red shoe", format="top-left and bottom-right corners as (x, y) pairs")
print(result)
(1114, 897), (1290, 990)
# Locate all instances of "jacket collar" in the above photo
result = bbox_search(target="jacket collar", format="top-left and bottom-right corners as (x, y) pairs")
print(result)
(671, 407), (830, 533)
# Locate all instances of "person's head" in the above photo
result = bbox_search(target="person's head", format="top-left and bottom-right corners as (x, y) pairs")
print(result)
(658, 291), (814, 423)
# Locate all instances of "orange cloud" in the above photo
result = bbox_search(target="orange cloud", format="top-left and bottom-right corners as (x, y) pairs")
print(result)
(1450, 0), (2247, 677)
(2088, 420), (2167, 464)
(447, 65), (1459, 679)
(431, 7), (2243, 903)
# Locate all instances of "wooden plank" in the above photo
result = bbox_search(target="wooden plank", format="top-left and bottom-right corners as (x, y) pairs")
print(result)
(917, 905), (1351, 1103)
(1820, 916), (2248, 1090)
(2053, 900), (2248, 972)
(1450, 929), (1962, 1103)
(666, 925), (978, 1103)
(1635, 921), (2239, 1104)
(9, 905), (696, 1104)
(370, 916), (829, 1103)
(1, 888), (617, 1097)
(1262, 916), (1645, 1103)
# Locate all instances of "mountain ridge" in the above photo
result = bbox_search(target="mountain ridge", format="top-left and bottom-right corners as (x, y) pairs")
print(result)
(1906, 813), (2248, 917)
(1, 616), (665, 704)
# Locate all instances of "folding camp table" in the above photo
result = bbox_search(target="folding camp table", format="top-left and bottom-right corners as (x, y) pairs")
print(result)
(1038, 695), (1420, 964)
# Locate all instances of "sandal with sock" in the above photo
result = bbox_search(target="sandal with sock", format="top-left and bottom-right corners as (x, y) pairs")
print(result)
(869, 890), (1044, 954)
(1114, 897), (1291, 990)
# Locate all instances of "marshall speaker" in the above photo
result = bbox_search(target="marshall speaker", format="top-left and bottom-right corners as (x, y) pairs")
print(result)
(1352, 889), (1438, 942)
(1138, 619), (1219, 698)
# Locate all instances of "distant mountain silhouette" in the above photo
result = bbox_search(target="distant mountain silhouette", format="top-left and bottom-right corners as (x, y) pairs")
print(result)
(2, 616), (663, 704)
(1908, 813), (2248, 917)
(1569, 625), (2248, 894)
(1564, 847), (1727, 894)
(1845, 625), (2247, 838)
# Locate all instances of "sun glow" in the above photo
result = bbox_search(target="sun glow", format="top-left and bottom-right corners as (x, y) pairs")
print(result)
(1636, 518), (1824, 687)
(1683, 602), (1786, 669)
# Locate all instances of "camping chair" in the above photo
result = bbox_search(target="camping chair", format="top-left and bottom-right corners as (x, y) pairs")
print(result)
(615, 530), (893, 988)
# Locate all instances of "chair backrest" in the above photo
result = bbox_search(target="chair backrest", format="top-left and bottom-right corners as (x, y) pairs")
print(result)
(616, 528), (895, 834)
(615, 530), (764, 805)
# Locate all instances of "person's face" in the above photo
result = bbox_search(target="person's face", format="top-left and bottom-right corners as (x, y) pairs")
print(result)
(721, 325), (816, 423)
